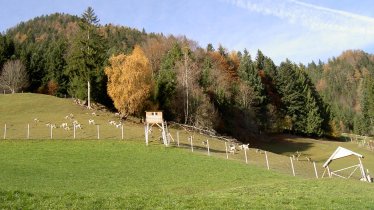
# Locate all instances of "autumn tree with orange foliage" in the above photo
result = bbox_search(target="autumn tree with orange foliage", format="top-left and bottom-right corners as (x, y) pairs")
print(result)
(105, 46), (152, 117)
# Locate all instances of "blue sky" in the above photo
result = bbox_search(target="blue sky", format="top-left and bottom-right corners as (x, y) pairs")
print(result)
(1, 0), (374, 64)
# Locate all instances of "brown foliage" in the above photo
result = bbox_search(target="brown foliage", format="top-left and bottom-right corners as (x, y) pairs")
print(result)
(105, 45), (152, 116)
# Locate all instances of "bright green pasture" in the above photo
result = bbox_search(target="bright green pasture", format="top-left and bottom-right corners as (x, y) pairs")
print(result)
(0, 140), (373, 209)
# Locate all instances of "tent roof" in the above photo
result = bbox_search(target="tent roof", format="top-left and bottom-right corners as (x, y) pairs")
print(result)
(323, 146), (364, 168)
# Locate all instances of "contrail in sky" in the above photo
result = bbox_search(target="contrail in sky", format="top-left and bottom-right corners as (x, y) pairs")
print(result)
(229, 0), (374, 35)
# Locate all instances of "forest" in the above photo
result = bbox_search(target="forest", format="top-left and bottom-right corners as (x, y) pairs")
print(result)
(0, 8), (373, 142)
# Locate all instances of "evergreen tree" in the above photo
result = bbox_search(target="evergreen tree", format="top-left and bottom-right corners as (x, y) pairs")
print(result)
(238, 49), (267, 131)
(65, 7), (107, 105)
(156, 43), (182, 119)
(0, 34), (15, 70)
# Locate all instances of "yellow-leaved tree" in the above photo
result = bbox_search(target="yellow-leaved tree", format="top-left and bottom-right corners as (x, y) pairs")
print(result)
(105, 45), (151, 117)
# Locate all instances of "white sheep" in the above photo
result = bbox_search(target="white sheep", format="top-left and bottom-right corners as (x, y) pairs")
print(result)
(34, 118), (39, 123)
(229, 144), (236, 154)
(74, 124), (82, 129)
(242, 143), (249, 150)
(115, 123), (122, 128)
(108, 120), (116, 125)
(60, 123), (68, 128)
(88, 119), (95, 125)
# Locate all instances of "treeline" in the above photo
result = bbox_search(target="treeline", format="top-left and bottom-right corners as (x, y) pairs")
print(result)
(0, 9), (373, 141)
(306, 50), (374, 136)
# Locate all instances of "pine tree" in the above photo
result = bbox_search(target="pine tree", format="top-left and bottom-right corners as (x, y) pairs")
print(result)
(155, 43), (182, 119)
(65, 7), (106, 105)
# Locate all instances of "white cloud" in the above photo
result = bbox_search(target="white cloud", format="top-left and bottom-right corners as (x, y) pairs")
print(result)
(226, 0), (374, 63)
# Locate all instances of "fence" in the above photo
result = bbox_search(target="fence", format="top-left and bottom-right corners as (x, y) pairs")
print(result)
(342, 133), (374, 152)
(0, 121), (369, 181)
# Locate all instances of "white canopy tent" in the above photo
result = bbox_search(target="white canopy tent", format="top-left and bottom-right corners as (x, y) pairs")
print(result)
(322, 146), (371, 182)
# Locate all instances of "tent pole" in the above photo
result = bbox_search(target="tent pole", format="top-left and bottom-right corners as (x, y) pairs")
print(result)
(358, 158), (368, 182)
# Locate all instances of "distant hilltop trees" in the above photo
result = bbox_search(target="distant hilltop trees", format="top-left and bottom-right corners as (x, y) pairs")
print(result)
(0, 8), (373, 140)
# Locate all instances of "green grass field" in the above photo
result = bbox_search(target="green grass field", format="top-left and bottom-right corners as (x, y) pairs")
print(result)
(0, 93), (373, 209)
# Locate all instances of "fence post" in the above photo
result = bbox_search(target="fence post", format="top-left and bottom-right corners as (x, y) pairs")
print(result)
(121, 125), (124, 140)
(265, 151), (270, 170)
(244, 149), (248, 164)
(290, 157), (295, 176)
(190, 136), (194, 152)
(144, 124), (148, 146)
(207, 139), (210, 156)
(313, 161), (319, 178)
(27, 124), (30, 139)
(3, 124), (6, 139)
(50, 126), (53, 139)
(177, 131), (180, 147)
(73, 125), (76, 139)
(97, 125), (100, 139)
(225, 142), (228, 159)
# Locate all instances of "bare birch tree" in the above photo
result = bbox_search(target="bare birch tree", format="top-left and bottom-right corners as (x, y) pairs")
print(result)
(0, 60), (29, 93)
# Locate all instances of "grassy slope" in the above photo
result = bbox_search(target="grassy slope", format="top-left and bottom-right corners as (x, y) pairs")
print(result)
(0, 93), (373, 209)
(0, 140), (373, 209)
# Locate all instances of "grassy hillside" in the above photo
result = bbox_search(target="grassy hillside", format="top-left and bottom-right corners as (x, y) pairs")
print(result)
(0, 140), (373, 209)
(0, 93), (373, 209)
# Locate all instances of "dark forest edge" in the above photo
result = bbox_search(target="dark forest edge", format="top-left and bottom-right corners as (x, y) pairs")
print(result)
(0, 8), (373, 143)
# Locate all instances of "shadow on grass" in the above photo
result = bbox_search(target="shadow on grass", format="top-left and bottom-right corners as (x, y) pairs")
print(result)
(254, 134), (315, 155)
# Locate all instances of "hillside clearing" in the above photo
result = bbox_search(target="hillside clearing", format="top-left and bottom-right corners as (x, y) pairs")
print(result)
(0, 140), (373, 209)
(0, 93), (374, 208)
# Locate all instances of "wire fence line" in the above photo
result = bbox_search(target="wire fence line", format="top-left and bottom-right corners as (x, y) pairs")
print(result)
(0, 122), (367, 181)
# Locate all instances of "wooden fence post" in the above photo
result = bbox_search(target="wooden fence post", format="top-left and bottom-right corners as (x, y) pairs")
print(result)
(265, 151), (270, 170)
(73, 125), (76, 139)
(97, 125), (100, 139)
(244, 149), (248, 164)
(313, 161), (319, 179)
(27, 124), (30, 139)
(121, 125), (124, 140)
(50, 126), (53, 139)
(177, 131), (180, 147)
(190, 136), (194, 152)
(3, 124), (6, 139)
(225, 142), (228, 159)
(290, 156), (295, 176)
(207, 139), (210, 156)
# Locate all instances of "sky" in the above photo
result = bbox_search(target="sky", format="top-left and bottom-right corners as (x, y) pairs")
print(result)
(1, 0), (374, 64)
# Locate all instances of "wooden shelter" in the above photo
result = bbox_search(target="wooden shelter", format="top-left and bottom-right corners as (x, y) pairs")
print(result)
(322, 146), (371, 182)
(144, 111), (168, 146)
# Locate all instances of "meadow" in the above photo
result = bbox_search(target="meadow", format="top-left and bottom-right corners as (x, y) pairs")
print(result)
(0, 94), (373, 209)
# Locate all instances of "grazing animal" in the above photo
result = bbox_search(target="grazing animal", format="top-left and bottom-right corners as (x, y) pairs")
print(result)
(238, 143), (250, 150)
(91, 112), (96, 116)
(109, 120), (116, 125)
(256, 149), (264, 154)
(88, 119), (95, 125)
(114, 113), (120, 117)
(115, 123), (122, 128)
(60, 123), (68, 128)
(202, 141), (208, 146)
(34, 118), (39, 123)
(74, 124), (82, 129)
(229, 144), (236, 154)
